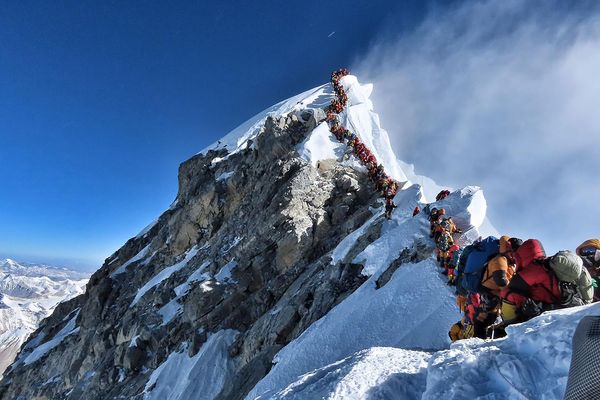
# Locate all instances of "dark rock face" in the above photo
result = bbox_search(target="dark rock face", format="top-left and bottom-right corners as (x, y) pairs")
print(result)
(0, 111), (380, 400)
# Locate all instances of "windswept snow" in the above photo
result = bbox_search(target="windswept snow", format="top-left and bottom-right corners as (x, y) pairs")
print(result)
(144, 330), (238, 400)
(424, 303), (600, 399)
(131, 246), (199, 306)
(110, 244), (152, 277)
(267, 347), (430, 400)
(215, 260), (238, 284)
(336, 75), (408, 184)
(297, 122), (346, 167)
(200, 84), (331, 159)
(174, 261), (211, 297)
(22, 311), (80, 366)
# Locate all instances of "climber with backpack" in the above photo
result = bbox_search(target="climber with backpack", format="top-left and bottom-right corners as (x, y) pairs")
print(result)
(576, 239), (600, 301)
(499, 239), (559, 326)
(476, 236), (523, 338)
(429, 208), (445, 238)
(444, 244), (461, 280)
(447, 246), (463, 285)
(435, 229), (455, 267)
(454, 236), (501, 338)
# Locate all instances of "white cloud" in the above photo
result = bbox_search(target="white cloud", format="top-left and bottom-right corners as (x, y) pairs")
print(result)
(353, 0), (600, 254)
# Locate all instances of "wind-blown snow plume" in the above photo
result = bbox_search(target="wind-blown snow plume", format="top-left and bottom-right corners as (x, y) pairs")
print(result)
(353, 0), (600, 254)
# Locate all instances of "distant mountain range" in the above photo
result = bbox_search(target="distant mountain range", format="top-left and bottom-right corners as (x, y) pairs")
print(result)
(0, 258), (88, 376)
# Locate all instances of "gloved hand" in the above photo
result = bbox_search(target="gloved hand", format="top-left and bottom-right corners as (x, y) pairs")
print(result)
(521, 298), (543, 319)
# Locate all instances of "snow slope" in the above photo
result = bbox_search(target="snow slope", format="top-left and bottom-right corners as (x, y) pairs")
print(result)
(0, 259), (88, 375)
(144, 330), (238, 400)
(269, 347), (430, 400)
(246, 186), (484, 399)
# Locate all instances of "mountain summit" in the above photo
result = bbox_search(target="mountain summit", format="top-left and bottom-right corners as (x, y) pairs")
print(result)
(0, 73), (590, 400)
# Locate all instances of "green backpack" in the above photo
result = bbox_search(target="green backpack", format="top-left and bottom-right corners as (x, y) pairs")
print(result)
(549, 250), (593, 304)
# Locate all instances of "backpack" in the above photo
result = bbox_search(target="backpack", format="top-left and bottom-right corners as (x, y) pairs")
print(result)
(455, 245), (475, 296)
(549, 251), (582, 282)
(460, 236), (500, 293)
(436, 231), (453, 252)
(549, 251), (594, 304)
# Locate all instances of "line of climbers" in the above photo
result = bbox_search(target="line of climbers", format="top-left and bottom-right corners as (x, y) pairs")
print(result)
(326, 68), (400, 219)
(419, 191), (600, 341)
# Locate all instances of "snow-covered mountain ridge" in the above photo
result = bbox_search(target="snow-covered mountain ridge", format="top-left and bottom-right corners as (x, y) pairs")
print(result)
(0, 74), (590, 400)
(0, 259), (88, 377)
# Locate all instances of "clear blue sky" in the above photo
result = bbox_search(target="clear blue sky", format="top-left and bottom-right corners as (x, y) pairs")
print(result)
(1, 1), (443, 270)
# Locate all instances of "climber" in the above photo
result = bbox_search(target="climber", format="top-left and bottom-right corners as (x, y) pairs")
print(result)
(476, 236), (523, 338)
(384, 198), (397, 220)
(435, 229), (454, 268)
(500, 239), (558, 326)
(429, 208), (445, 238)
(436, 190), (451, 202)
(440, 217), (462, 236)
(576, 239), (600, 301)
(446, 245), (462, 285)
(412, 206), (421, 217)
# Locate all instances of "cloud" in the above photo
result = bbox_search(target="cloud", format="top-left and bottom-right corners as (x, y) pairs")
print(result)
(352, 0), (600, 254)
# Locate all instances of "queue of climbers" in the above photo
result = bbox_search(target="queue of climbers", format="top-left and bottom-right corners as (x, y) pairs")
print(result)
(326, 69), (400, 220)
(421, 191), (600, 341)
(324, 69), (599, 343)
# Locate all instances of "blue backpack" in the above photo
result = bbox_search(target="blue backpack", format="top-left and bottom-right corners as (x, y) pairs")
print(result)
(460, 236), (500, 294)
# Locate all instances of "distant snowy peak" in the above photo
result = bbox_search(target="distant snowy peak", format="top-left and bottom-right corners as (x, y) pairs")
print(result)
(0, 259), (88, 376)
(0, 259), (89, 281)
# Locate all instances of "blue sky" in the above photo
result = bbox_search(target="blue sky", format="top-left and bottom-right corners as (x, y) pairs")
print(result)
(0, 1), (438, 270)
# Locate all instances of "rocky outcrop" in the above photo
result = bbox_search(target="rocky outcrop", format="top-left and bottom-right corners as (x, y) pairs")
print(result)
(0, 109), (382, 400)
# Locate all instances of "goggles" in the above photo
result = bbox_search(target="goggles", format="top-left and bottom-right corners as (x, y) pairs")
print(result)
(580, 246), (600, 261)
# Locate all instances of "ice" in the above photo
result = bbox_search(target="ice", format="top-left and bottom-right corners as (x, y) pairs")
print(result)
(131, 246), (199, 306)
(144, 330), (239, 400)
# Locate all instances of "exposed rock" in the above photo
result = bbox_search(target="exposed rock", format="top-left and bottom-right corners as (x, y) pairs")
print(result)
(0, 111), (379, 400)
